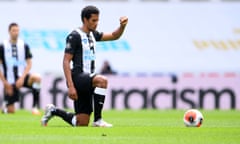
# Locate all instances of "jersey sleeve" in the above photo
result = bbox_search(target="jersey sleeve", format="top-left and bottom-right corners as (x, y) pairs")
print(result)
(24, 43), (33, 59)
(93, 30), (103, 41)
(64, 32), (81, 54)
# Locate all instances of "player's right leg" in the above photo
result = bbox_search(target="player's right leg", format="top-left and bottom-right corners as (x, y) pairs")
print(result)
(41, 104), (76, 126)
(41, 104), (56, 126)
(41, 104), (91, 126)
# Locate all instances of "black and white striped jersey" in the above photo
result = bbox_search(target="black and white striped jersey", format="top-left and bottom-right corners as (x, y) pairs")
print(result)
(64, 28), (103, 74)
(0, 39), (32, 84)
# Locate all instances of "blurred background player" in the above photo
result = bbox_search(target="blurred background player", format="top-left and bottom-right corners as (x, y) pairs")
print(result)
(0, 22), (41, 115)
(41, 5), (128, 127)
(100, 60), (117, 75)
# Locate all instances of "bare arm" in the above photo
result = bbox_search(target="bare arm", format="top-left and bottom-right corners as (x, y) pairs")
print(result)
(15, 58), (32, 88)
(63, 53), (74, 87)
(63, 53), (78, 100)
(0, 48), (8, 85)
(0, 60), (13, 95)
(101, 16), (128, 41)
(0, 60), (7, 85)
(22, 58), (32, 78)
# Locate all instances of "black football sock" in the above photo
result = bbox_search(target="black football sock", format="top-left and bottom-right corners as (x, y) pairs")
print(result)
(31, 82), (41, 108)
(52, 108), (76, 126)
(93, 87), (106, 122)
(32, 88), (40, 108)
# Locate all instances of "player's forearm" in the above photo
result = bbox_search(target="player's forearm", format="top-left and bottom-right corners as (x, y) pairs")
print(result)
(101, 16), (128, 41)
(0, 62), (8, 85)
(21, 59), (32, 79)
(112, 16), (128, 40)
(111, 25), (126, 40)
(64, 67), (73, 87)
(0, 71), (7, 85)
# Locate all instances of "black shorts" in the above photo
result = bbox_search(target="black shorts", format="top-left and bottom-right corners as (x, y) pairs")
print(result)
(4, 74), (32, 106)
(71, 72), (96, 115)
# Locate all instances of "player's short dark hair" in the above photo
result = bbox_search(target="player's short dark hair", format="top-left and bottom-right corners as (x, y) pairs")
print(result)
(8, 22), (18, 31)
(81, 5), (99, 23)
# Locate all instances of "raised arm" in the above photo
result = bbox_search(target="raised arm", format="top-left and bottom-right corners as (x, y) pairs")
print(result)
(101, 16), (128, 41)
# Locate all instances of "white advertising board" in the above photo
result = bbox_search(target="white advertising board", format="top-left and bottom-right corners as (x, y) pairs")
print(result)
(2, 73), (239, 110)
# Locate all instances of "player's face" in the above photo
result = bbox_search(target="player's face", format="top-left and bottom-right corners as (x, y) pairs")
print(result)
(9, 26), (19, 41)
(86, 14), (99, 31)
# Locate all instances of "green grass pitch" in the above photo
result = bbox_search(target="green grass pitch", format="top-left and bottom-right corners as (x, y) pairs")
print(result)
(0, 109), (239, 144)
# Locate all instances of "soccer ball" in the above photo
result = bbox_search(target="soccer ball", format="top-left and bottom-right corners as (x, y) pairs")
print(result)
(183, 109), (203, 127)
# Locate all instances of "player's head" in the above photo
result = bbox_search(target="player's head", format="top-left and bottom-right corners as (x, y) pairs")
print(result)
(81, 5), (100, 31)
(8, 22), (19, 41)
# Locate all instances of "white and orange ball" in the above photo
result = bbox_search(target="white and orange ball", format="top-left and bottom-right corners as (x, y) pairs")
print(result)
(183, 109), (203, 127)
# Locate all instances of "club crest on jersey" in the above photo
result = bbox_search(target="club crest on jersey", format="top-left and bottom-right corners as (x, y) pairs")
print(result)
(66, 42), (71, 49)
(82, 38), (88, 44)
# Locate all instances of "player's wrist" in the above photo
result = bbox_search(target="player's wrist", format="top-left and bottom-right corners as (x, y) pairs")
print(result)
(3, 80), (9, 86)
(120, 24), (126, 30)
(67, 83), (75, 88)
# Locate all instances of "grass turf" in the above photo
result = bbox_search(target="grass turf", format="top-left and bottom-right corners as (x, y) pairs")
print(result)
(0, 109), (239, 144)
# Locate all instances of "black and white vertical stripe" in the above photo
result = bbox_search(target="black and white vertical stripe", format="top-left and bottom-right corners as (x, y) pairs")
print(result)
(2, 39), (26, 84)
(75, 29), (96, 74)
